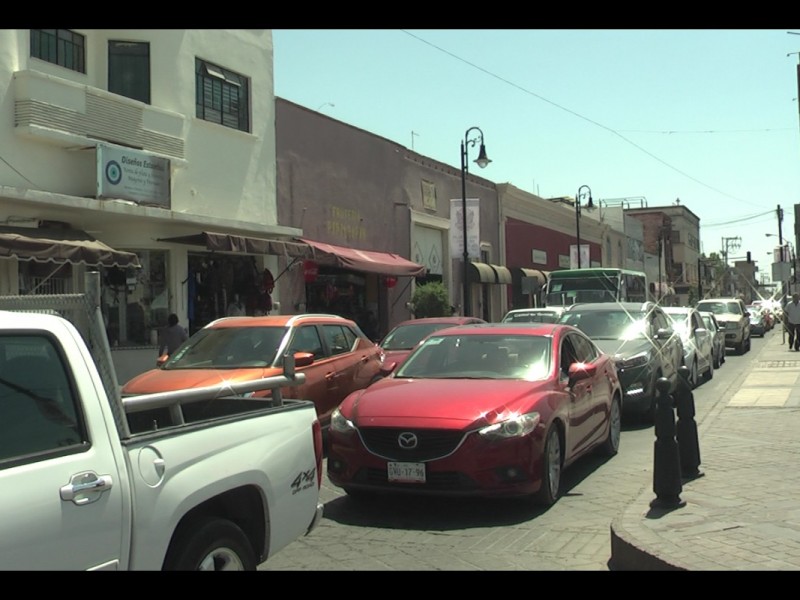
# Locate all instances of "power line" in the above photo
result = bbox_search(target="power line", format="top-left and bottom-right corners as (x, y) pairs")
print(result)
(401, 29), (785, 211)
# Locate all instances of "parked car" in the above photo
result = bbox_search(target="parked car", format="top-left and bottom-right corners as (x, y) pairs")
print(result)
(699, 310), (726, 369)
(501, 307), (565, 324)
(662, 306), (714, 388)
(327, 322), (622, 506)
(557, 301), (683, 423)
(379, 316), (486, 369)
(695, 298), (751, 354)
(122, 313), (385, 429)
(746, 305), (768, 337)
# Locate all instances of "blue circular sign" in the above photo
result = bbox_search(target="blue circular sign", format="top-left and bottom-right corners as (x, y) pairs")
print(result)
(105, 160), (122, 185)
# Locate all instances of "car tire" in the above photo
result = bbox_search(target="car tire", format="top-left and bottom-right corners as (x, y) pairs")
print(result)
(600, 396), (621, 457)
(163, 517), (256, 571)
(534, 426), (562, 506)
(689, 358), (698, 389)
(704, 357), (714, 381)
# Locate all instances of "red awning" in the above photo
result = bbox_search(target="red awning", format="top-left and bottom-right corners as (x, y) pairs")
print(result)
(299, 238), (425, 277)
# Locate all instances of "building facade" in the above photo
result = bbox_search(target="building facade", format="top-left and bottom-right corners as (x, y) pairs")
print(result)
(0, 29), (301, 381)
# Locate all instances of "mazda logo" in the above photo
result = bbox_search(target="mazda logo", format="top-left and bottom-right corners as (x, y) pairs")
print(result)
(398, 432), (418, 449)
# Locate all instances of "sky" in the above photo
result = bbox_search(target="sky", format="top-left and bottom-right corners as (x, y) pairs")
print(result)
(272, 29), (800, 283)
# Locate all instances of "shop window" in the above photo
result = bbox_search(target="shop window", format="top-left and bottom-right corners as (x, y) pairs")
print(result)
(18, 262), (73, 295)
(102, 250), (168, 347)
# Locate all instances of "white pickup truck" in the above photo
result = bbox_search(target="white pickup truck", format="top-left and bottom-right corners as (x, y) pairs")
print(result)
(0, 304), (324, 570)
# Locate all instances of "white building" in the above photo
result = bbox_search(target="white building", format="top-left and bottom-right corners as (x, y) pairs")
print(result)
(0, 29), (301, 381)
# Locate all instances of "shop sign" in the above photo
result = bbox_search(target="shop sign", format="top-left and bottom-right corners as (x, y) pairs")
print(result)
(96, 143), (171, 207)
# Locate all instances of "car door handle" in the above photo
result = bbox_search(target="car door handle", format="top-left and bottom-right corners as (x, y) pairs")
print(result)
(325, 372), (336, 381)
(60, 471), (114, 506)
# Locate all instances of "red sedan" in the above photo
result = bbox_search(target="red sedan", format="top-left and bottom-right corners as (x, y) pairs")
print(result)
(327, 323), (622, 506)
(379, 316), (486, 369)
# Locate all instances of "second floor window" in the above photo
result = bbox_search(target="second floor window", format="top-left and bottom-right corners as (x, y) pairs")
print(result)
(196, 58), (250, 132)
(30, 29), (85, 73)
(108, 41), (150, 104)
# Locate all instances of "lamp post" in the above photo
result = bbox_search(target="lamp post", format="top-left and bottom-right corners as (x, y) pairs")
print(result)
(575, 185), (594, 269)
(460, 127), (491, 316)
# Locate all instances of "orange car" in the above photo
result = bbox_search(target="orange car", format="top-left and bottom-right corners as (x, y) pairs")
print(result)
(122, 314), (385, 428)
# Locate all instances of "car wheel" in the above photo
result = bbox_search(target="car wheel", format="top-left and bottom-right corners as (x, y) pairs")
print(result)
(712, 347), (720, 369)
(163, 517), (256, 571)
(721, 345), (726, 364)
(600, 396), (621, 457)
(704, 356), (714, 381)
(690, 358), (698, 389)
(534, 426), (562, 506)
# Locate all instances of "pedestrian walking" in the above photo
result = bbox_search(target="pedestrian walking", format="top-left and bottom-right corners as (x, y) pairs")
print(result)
(783, 293), (800, 351)
(158, 313), (189, 357)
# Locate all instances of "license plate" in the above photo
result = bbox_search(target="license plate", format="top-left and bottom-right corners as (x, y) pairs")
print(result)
(388, 461), (425, 483)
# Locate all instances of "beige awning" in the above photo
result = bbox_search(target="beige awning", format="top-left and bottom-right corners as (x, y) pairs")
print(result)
(468, 262), (512, 285)
(0, 225), (140, 268)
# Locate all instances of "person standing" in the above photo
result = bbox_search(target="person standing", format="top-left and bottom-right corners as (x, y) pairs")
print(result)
(158, 313), (189, 357)
(784, 293), (800, 351)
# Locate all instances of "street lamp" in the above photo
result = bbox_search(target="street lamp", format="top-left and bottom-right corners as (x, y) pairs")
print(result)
(460, 127), (491, 316)
(575, 185), (594, 269)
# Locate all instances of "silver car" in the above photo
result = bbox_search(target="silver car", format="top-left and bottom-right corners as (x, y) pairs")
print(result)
(699, 310), (726, 369)
(663, 306), (715, 388)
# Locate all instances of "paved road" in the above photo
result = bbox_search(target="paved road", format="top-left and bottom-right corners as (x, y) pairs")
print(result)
(260, 333), (763, 570)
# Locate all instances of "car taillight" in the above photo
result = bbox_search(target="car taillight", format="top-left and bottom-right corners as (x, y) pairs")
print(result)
(312, 419), (323, 489)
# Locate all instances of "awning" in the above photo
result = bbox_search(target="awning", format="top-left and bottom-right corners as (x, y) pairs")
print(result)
(468, 262), (512, 285)
(514, 268), (549, 294)
(0, 225), (141, 268)
(516, 268), (548, 287)
(157, 231), (310, 258)
(299, 238), (425, 277)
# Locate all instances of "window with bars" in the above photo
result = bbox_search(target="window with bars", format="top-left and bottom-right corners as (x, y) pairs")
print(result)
(195, 58), (250, 132)
(108, 40), (150, 104)
(30, 29), (85, 73)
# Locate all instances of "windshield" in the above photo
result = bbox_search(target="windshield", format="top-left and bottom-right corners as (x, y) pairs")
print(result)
(380, 323), (451, 350)
(559, 310), (646, 340)
(164, 326), (287, 369)
(395, 334), (552, 381)
(664, 311), (692, 339)
(697, 301), (741, 315)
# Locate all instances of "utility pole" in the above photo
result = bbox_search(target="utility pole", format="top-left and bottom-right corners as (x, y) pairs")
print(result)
(778, 205), (788, 344)
(721, 236), (741, 296)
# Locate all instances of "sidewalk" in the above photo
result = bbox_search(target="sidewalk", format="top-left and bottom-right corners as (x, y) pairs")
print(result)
(609, 328), (800, 570)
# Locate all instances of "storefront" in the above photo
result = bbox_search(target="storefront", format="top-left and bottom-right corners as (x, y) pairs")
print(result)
(298, 238), (425, 341)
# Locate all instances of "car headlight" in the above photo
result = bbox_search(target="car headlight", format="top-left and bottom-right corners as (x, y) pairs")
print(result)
(616, 351), (649, 369)
(478, 412), (541, 440)
(330, 407), (356, 434)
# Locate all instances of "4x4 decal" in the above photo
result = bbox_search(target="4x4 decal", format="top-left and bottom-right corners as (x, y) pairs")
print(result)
(291, 467), (317, 494)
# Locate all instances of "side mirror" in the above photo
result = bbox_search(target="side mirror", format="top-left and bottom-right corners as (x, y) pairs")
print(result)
(293, 351), (314, 368)
(380, 361), (398, 377)
(568, 362), (596, 384)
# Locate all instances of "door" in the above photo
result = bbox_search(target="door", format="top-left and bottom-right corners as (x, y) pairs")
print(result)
(0, 334), (125, 570)
(284, 324), (338, 423)
(560, 333), (595, 458)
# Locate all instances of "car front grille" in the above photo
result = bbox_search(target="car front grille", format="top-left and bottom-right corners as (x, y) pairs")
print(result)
(358, 427), (468, 462)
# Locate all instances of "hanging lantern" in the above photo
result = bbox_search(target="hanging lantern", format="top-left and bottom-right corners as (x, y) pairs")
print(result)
(303, 260), (319, 283)
(384, 275), (398, 288)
